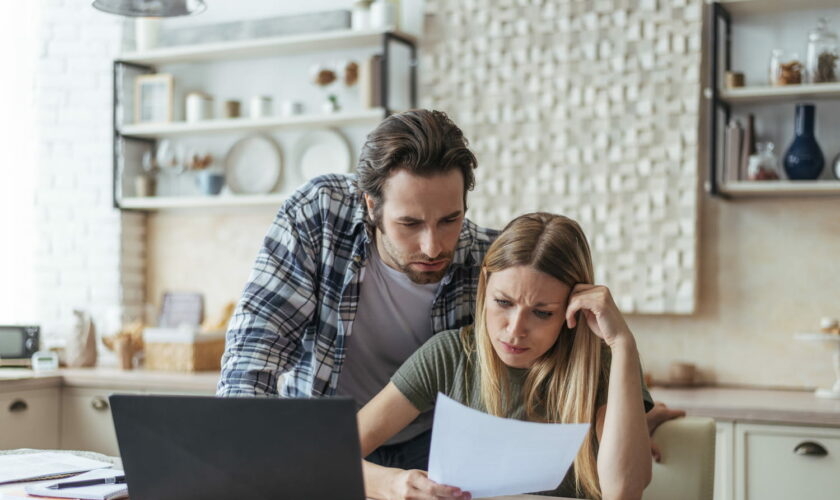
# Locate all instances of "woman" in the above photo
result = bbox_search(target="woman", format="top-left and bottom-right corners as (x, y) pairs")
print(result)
(358, 213), (653, 500)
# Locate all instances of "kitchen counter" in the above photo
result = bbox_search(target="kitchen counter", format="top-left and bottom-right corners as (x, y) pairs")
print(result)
(651, 386), (840, 427)
(0, 367), (220, 393)
(3, 370), (839, 427)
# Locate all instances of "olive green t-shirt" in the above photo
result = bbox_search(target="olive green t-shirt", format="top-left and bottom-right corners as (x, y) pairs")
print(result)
(391, 328), (654, 498)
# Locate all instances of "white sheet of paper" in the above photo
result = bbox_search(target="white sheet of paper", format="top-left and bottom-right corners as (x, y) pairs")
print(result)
(0, 452), (112, 484)
(428, 394), (590, 499)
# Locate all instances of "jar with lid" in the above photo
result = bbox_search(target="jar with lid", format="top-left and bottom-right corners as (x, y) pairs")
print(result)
(769, 49), (803, 85)
(747, 142), (780, 181)
(806, 18), (838, 83)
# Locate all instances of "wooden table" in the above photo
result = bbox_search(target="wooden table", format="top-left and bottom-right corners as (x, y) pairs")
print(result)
(0, 482), (572, 500)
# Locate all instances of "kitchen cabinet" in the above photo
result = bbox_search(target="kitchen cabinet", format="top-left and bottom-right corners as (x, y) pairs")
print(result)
(715, 421), (735, 500)
(734, 422), (840, 500)
(60, 384), (217, 456)
(59, 387), (138, 456)
(0, 388), (60, 450)
(0, 369), (219, 455)
(712, 420), (840, 500)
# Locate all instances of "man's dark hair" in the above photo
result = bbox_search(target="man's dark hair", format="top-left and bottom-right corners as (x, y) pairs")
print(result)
(356, 109), (477, 228)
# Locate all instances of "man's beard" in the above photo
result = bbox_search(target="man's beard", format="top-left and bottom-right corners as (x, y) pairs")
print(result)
(378, 231), (454, 284)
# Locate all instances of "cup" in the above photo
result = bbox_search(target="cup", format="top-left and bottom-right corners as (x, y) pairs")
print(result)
(186, 92), (212, 122)
(223, 100), (241, 119)
(351, 1), (371, 30)
(370, 0), (396, 30)
(135, 17), (160, 51)
(134, 174), (155, 197)
(250, 96), (273, 118)
(197, 170), (225, 195)
(281, 100), (304, 117)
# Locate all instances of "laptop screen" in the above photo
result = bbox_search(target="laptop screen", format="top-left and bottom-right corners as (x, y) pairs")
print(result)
(109, 395), (365, 500)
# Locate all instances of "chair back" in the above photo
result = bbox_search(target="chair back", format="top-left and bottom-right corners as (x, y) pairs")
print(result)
(645, 416), (716, 500)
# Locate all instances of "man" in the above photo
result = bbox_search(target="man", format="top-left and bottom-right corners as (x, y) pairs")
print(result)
(217, 109), (682, 472)
(218, 109), (496, 470)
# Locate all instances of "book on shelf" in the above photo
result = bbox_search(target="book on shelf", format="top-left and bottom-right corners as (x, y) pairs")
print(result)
(359, 54), (383, 109)
(723, 118), (743, 182)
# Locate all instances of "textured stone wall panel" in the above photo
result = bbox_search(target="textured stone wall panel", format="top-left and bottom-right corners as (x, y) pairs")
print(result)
(422, 0), (701, 314)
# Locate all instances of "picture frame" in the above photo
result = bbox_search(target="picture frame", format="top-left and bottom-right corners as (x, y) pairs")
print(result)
(134, 73), (174, 124)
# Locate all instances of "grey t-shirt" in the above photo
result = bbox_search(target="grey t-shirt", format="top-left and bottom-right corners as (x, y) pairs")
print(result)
(336, 243), (439, 443)
(392, 328), (654, 498)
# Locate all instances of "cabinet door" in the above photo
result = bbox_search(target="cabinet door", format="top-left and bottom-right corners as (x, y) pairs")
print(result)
(735, 422), (840, 500)
(715, 421), (734, 500)
(60, 387), (140, 456)
(0, 388), (60, 449)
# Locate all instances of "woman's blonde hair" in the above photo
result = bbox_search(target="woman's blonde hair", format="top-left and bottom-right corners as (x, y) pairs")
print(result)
(464, 212), (604, 500)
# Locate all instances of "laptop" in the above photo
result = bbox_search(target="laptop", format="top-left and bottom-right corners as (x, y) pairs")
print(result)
(109, 394), (365, 500)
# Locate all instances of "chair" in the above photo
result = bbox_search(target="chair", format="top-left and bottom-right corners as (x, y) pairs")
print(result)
(644, 417), (716, 500)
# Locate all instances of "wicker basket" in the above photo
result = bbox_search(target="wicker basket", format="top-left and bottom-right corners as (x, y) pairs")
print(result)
(143, 327), (225, 372)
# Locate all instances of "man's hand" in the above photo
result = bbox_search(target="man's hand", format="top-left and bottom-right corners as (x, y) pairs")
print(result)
(646, 401), (686, 462)
(389, 469), (471, 500)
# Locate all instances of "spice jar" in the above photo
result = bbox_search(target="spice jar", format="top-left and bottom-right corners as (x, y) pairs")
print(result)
(770, 50), (803, 86)
(806, 18), (838, 83)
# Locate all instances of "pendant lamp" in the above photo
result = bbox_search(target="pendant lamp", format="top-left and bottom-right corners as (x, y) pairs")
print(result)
(92, 0), (206, 17)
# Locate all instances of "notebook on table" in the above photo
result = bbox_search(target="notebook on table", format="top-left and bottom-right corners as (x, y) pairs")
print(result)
(109, 394), (366, 500)
(24, 469), (127, 500)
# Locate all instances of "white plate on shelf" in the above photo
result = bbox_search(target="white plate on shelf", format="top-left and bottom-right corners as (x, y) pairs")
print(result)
(292, 129), (352, 183)
(224, 135), (283, 195)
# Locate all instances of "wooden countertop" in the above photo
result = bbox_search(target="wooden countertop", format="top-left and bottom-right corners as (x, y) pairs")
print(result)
(0, 367), (219, 393)
(651, 386), (840, 427)
(2, 369), (839, 427)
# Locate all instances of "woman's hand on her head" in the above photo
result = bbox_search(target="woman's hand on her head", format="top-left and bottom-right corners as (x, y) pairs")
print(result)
(389, 469), (470, 500)
(565, 284), (633, 347)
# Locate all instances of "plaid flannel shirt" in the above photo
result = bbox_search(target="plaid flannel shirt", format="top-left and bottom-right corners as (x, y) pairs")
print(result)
(217, 174), (499, 398)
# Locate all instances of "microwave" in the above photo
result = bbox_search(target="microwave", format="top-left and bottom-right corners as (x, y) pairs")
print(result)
(0, 325), (40, 367)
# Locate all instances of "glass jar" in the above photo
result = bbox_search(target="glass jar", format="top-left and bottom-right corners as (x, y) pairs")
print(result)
(747, 142), (780, 181)
(770, 49), (803, 85)
(769, 48), (784, 85)
(806, 18), (838, 83)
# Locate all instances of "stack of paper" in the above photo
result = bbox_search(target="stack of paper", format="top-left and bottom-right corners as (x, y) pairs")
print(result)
(0, 453), (112, 485)
(24, 469), (127, 500)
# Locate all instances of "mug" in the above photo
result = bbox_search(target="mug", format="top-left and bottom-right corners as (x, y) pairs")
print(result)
(186, 92), (213, 122)
(250, 96), (273, 118)
(281, 100), (304, 117)
(196, 170), (225, 195)
(223, 100), (241, 119)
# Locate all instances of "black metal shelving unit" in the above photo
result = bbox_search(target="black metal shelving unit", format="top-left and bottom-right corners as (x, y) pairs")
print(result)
(706, 1), (840, 199)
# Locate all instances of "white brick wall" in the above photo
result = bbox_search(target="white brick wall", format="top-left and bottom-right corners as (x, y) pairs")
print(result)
(36, 0), (146, 357)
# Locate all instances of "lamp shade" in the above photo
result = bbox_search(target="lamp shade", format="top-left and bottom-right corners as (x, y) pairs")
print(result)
(92, 0), (206, 17)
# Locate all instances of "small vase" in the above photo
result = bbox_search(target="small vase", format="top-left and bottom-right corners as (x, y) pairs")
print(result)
(783, 104), (824, 180)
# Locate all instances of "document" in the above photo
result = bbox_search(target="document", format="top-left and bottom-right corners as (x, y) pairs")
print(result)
(0, 453), (112, 485)
(25, 469), (127, 500)
(428, 394), (590, 499)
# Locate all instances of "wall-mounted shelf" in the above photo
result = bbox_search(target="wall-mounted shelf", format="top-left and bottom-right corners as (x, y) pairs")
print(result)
(119, 29), (417, 65)
(120, 193), (289, 211)
(706, 1), (840, 199)
(120, 109), (386, 139)
(113, 29), (418, 210)
(716, 0), (840, 17)
(719, 180), (840, 197)
(720, 83), (840, 104)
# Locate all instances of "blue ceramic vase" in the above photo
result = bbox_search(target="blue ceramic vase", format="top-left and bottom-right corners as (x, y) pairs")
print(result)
(783, 104), (824, 180)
